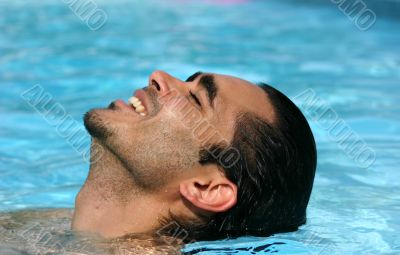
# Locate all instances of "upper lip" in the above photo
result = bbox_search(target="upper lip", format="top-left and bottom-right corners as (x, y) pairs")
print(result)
(133, 89), (150, 114)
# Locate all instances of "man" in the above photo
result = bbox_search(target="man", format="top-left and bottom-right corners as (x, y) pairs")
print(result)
(72, 70), (317, 242)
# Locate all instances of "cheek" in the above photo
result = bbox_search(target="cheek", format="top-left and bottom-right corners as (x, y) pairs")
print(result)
(148, 111), (201, 162)
(164, 99), (230, 148)
(106, 109), (201, 175)
(163, 95), (204, 129)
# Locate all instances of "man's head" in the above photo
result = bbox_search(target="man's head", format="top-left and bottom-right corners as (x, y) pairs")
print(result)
(74, 71), (316, 241)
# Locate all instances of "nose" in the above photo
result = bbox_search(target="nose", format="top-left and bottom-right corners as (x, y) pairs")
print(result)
(149, 70), (184, 97)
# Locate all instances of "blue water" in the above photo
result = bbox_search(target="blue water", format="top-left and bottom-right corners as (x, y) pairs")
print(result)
(0, 0), (399, 254)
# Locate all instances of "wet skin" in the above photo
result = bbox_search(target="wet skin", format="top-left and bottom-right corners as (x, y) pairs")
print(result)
(73, 71), (276, 239)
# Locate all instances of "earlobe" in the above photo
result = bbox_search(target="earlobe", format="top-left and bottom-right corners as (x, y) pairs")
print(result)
(180, 177), (237, 213)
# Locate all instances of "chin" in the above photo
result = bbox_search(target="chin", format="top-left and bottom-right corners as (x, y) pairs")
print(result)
(83, 109), (114, 140)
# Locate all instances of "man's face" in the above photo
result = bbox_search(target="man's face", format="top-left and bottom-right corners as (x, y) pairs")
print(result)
(84, 71), (274, 191)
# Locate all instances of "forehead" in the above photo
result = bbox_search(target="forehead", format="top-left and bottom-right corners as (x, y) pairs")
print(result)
(206, 73), (275, 142)
(212, 73), (275, 122)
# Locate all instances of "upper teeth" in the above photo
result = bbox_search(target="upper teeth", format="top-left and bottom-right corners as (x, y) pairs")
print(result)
(128, 96), (147, 116)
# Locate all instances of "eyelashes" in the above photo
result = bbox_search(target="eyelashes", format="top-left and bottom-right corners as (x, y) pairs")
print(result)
(190, 91), (201, 107)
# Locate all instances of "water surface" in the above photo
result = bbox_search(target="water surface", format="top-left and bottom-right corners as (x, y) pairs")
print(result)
(0, 0), (399, 254)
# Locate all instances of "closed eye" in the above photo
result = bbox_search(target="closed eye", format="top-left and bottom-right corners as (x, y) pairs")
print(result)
(190, 91), (201, 107)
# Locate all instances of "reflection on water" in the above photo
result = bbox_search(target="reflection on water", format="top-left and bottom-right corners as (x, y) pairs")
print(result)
(0, 209), (183, 255)
(0, 209), (339, 255)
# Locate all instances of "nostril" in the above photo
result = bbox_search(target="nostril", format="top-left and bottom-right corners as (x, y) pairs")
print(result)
(152, 79), (161, 91)
(149, 70), (171, 94)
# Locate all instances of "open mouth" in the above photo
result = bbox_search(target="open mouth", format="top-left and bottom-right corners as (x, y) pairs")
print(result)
(109, 89), (151, 117)
(128, 96), (147, 116)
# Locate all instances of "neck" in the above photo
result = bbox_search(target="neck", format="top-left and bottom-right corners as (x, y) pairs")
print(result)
(72, 139), (174, 238)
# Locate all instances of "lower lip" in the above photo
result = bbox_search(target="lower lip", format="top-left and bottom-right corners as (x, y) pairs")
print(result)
(113, 99), (138, 113)
(113, 99), (148, 118)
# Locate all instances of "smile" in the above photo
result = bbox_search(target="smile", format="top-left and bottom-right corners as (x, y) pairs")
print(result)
(128, 96), (147, 116)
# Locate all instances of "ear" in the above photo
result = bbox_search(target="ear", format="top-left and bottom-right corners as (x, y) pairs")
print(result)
(179, 170), (237, 213)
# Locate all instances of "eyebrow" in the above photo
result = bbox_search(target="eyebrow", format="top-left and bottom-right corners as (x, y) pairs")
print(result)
(186, 72), (218, 107)
(185, 71), (203, 82)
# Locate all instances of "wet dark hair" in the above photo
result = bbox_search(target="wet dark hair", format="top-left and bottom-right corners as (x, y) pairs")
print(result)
(158, 83), (317, 242)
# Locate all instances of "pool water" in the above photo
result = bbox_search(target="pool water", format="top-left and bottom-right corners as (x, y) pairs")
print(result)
(0, 0), (399, 254)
